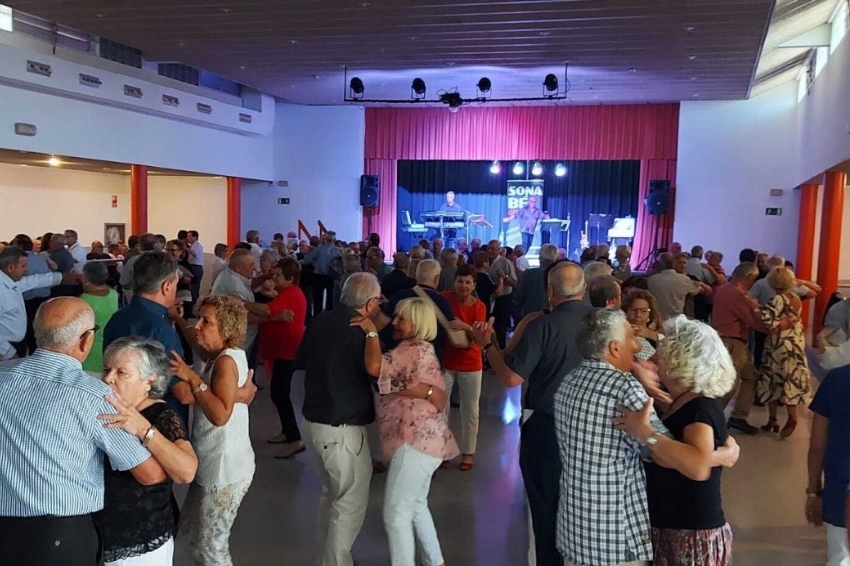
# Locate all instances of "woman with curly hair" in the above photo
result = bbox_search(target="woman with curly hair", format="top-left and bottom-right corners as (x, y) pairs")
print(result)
(169, 295), (254, 566)
(615, 316), (738, 566)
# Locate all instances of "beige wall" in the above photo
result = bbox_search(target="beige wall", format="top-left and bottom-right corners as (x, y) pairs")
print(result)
(148, 176), (228, 248)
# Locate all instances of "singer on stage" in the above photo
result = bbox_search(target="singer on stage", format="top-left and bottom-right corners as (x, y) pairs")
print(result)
(438, 191), (465, 239)
(503, 196), (548, 251)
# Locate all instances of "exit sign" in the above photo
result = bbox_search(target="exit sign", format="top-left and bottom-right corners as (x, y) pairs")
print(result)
(765, 207), (782, 216)
(277, 198), (290, 205)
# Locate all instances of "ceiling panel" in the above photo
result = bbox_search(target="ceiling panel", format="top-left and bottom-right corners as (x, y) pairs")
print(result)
(7, 0), (777, 104)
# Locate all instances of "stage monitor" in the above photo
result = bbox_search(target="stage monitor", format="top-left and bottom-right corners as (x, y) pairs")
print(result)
(608, 217), (635, 239)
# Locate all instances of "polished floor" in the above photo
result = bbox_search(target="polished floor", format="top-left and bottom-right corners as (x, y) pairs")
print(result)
(175, 367), (828, 566)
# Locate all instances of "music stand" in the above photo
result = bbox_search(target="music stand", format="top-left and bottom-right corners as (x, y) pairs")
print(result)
(587, 213), (614, 246)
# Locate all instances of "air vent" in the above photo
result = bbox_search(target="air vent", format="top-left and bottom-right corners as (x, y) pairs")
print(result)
(123, 85), (143, 99)
(196, 103), (212, 115)
(239, 113), (253, 124)
(26, 60), (52, 77)
(79, 73), (102, 88)
(162, 94), (180, 107)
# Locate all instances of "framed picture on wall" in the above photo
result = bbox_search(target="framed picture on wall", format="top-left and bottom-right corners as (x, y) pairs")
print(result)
(104, 223), (126, 246)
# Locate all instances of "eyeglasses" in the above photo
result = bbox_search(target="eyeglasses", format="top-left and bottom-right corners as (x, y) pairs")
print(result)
(370, 296), (386, 306)
(80, 325), (100, 339)
(627, 308), (651, 315)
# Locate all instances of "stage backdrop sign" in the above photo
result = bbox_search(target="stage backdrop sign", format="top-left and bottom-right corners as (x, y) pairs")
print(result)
(504, 180), (545, 247)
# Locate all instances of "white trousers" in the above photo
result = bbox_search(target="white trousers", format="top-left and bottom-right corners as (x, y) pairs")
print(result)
(827, 523), (850, 566)
(304, 420), (373, 566)
(443, 370), (483, 455)
(384, 444), (444, 566)
(104, 538), (174, 566)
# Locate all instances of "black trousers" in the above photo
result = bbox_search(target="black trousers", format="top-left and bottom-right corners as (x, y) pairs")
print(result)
(189, 265), (204, 303)
(519, 412), (563, 566)
(312, 274), (334, 314)
(492, 294), (513, 349)
(0, 514), (100, 566)
(753, 330), (767, 369)
(23, 296), (49, 355)
(270, 359), (301, 442)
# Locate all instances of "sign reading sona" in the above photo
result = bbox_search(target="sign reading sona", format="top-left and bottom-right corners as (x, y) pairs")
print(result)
(507, 179), (544, 211)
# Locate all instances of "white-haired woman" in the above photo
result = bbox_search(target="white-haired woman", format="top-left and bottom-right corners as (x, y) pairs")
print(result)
(353, 297), (458, 566)
(95, 337), (198, 566)
(757, 266), (813, 438)
(169, 295), (254, 566)
(614, 316), (737, 566)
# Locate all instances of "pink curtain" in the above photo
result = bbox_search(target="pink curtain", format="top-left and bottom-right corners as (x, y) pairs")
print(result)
(632, 159), (678, 267)
(363, 105), (679, 254)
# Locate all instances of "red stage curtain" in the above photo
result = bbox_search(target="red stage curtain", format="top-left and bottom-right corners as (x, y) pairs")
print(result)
(363, 105), (679, 258)
(633, 159), (677, 267)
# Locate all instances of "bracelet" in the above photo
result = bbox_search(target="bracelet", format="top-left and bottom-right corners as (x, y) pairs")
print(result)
(141, 426), (156, 447)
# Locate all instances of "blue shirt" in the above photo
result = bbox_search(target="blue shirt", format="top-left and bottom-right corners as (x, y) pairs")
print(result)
(304, 244), (341, 276)
(810, 366), (850, 527)
(0, 350), (151, 516)
(103, 296), (187, 425)
(22, 252), (52, 300)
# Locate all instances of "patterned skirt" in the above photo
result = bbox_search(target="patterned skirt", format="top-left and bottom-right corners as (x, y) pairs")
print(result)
(652, 523), (733, 566)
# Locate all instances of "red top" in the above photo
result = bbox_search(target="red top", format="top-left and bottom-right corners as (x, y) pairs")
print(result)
(260, 284), (307, 361)
(440, 291), (486, 372)
(711, 282), (767, 340)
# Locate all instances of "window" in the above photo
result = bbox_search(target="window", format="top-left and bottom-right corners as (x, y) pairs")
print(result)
(0, 4), (13, 32)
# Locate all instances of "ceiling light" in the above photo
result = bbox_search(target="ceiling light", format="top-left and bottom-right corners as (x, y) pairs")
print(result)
(349, 77), (364, 97)
(684, 25), (695, 32)
(445, 61), (455, 67)
(555, 163), (567, 177)
(531, 161), (543, 176)
(289, 39), (298, 45)
(693, 93), (700, 98)
(512, 161), (525, 176)
(359, 1), (371, 6)
(477, 77), (491, 94)
(539, 31), (550, 37)
(489, 160), (501, 174)
(411, 77), (426, 98)
(449, 105), (460, 113)
(628, 67), (637, 73)
(48, 156), (61, 167)
(220, 7), (231, 13)
(543, 73), (559, 94)
(688, 55), (698, 60)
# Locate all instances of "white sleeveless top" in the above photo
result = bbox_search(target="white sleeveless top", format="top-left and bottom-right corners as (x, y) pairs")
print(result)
(192, 348), (255, 486)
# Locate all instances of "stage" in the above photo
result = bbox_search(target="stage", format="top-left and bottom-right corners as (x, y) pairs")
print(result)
(395, 159), (640, 260)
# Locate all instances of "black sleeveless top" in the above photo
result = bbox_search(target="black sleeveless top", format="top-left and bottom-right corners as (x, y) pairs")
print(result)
(93, 402), (188, 561)
(645, 396), (728, 529)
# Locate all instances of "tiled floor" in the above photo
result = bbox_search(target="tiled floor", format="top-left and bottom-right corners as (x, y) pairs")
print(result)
(175, 369), (828, 565)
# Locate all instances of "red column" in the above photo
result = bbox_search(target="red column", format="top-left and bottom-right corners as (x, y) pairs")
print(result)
(796, 184), (818, 329)
(130, 165), (148, 234)
(814, 171), (846, 335)
(226, 177), (241, 248)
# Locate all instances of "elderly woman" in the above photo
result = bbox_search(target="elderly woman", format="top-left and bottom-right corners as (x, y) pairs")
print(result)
(169, 295), (255, 565)
(615, 316), (737, 566)
(623, 289), (663, 351)
(757, 266), (813, 438)
(95, 337), (198, 566)
(354, 297), (458, 566)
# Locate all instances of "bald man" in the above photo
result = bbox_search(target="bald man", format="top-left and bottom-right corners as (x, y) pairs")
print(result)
(0, 297), (164, 565)
(472, 261), (594, 566)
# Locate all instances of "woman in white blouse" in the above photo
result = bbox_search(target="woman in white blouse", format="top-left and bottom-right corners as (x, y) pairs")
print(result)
(169, 295), (255, 566)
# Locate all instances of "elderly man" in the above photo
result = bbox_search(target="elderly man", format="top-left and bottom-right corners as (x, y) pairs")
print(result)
(304, 231), (342, 314)
(514, 243), (558, 319)
(380, 252), (416, 299)
(555, 309), (738, 566)
(473, 262), (593, 566)
(0, 246), (71, 361)
(245, 229), (264, 270)
(365, 246), (391, 281)
(0, 297), (163, 565)
(648, 253), (710, 320)
(487, 239), (518, 348)
(589, 275), (622, 309)
(118, 233), (158, 302)
(48, 233), (75, 274)
(185, 230), (204, 303)
(64, 229), (88, 274)
(11, 235), (56, 356)
(438, 248), (459, 291)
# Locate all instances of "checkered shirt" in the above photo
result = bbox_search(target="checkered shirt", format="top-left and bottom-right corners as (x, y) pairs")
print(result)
(554, 358), (667, 566)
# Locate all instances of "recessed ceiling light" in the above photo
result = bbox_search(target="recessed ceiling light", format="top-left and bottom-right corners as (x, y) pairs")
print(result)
(690, 76), (698, 81)
(446, 61), (455, 66)
(410, 36), (418, 41)
(239, 65), (246, 70)
(95, 13), (104, 18)
(358, 1), (371, 6)
(693, 93), (700, 98)
(220, 7), (231, 13)
(628, 67), (637, 73)
(539, 31), (551, 37)
(313, 74), (320, 79)
(684, 26), (695, 32)
(688, 55), (698, 60)
(178, 42), (185, 47)
(289, 39), (298, 45)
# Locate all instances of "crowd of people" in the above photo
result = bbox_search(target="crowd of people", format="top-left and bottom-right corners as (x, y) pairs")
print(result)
(0, 225), (847, 566)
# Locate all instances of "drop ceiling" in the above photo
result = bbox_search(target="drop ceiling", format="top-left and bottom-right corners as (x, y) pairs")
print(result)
(0, 149), (215, 176)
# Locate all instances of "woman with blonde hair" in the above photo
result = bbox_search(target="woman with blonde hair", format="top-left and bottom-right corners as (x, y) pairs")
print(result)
(353, 297), (458, 566)
(757, 266), (813, 437)
(169, 295), (255, 565)
(615, 316), (738, 566)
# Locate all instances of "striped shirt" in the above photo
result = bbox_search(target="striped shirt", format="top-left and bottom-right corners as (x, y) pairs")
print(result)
(0, 350), (151, 517)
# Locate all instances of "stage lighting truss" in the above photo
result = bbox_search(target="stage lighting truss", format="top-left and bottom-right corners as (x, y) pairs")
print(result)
(342, 64), (569, 107)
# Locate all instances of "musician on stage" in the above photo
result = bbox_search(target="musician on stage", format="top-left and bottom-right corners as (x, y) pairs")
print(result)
(503, 196), (548, 251)
(437, 191), (465, 241)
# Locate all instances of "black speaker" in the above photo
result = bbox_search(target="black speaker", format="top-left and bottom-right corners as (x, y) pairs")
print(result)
(360, 175), (379, 207)
(646, 179), (671, 215)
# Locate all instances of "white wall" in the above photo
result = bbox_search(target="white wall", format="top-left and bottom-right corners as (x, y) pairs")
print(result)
(0, 162), (129, 244)
(675, 82), (801, 262)
(241, 104), (365, 243)
(147, 176), (228, 247)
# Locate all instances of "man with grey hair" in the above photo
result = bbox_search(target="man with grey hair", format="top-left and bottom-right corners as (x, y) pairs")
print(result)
(514, 243), (558, 319)
(472, 261), (593, 566)
(212, 248), (267, 362)
(381, 252), (415, 299)
(583, 260), (614, 286)
(365, 246), (391, 281)
(64, 229), (88, 274)
(438, 247), (459, 291)
(589, 275), (622, 309)
(304, 231), (342, 314)
(245, 229), (263, 271)
(648, 253), (709, 320)
(0, 297), (164, 564)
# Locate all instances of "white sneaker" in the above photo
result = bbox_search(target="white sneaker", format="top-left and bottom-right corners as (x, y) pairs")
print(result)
(267, 433), (287, 444)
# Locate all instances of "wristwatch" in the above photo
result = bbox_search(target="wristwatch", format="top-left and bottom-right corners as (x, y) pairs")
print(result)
(644, 430), (662, 449)
(366, 331), (379, 339)
(193, 381), (208, 395)
(141, 426), (156, 447)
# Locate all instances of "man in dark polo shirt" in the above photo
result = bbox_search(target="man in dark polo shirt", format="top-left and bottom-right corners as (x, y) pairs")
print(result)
(473, 261), (593, 566)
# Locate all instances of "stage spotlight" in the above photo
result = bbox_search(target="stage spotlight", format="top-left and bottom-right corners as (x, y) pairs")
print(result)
(411, 77), (426, 98)
(512, 161), (525, 176)
(349, 77), (364, 97)
(543, 73), (559, 94)
(477, 77), (491, 94)
(555, 163), (567, 177)
(531, 161), (543, 176)
(489, 160), (501, 174)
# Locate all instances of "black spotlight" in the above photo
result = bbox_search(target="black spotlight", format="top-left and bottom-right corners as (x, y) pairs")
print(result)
(477, 77), (491, 94)
(349, 77), (364, 97)
(543, 73), (559, 94)
(411, 77), (426, 98)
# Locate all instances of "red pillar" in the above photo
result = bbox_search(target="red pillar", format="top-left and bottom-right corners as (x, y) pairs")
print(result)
(796, 184), (818, 330)
(130, 165), (148, 234)
(226, 177), (241, 248)
(814, 171), (846, 335)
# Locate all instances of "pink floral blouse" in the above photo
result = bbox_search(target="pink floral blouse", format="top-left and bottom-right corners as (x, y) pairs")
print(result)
(376, 340), (460, 462)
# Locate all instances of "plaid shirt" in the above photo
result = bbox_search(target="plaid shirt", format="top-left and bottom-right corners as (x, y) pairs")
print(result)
(554, 358), (667, 566)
